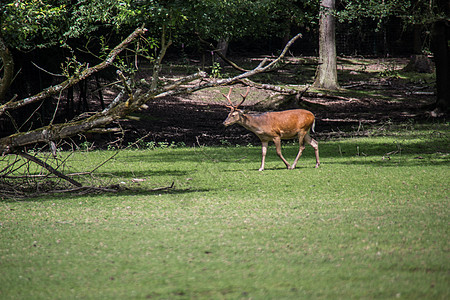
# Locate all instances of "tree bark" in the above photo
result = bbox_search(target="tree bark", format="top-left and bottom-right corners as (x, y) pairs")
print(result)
(431, 19), (450, 112)
(313, 0), (339, 90)
(0, 36), (14, 103)
(216, 37), (230, 66)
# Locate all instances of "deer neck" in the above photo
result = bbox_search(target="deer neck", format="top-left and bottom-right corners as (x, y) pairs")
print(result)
(239, 113), (266, 134)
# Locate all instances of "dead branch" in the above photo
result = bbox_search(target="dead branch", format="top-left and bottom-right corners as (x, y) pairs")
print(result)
(155, 33), (304, 99)
(17, 151), (82, 187)
(149, 181), (175, 192)
(0, 70), (207, 155)
(151, 25), (172, 90)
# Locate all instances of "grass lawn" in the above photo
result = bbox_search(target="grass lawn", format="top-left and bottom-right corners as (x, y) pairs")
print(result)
(1, 123), (449, 299)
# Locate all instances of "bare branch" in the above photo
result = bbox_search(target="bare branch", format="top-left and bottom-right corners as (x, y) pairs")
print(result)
(170, 33), (304, 95)
(31, 61), (65, 77)
(151, 25), (172, 90)
(17, 151), (82, 187)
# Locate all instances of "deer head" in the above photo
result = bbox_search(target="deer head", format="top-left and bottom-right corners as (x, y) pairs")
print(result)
(222, 87), (250, 126)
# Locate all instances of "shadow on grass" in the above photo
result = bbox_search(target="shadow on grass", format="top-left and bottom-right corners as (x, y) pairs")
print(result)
(109, 187), (212, 198)
(99, 169), (190, 178)
(2, 186), (213, 203)
(221, 165), (317, 172)
(324, 158), (450, 167)
(119, 132), (449, 165)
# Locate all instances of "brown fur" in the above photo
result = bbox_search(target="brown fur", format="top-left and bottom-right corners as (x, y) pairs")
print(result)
(224, 109), (320, 171)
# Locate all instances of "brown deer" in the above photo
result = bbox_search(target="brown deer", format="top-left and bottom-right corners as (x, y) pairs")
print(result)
(222, 87), (320, 171)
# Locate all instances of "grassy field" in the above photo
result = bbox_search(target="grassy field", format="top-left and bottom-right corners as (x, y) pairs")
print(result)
(1, 123), (449, 299)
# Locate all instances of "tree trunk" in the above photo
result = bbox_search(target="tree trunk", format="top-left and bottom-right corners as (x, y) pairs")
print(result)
(313, 0), (339, 90)
(0, 36), (14, 103)
(216, 37), (230, 66)
(413, 24), (423, 55)
(431, 18), (450, 112)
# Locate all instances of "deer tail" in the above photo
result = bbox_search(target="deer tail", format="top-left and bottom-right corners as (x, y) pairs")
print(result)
(311, 120), (316, 133)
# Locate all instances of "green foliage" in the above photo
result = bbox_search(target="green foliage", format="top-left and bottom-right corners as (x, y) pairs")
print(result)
(338, 0), (411, 21)
(60, 55), (86, 79)
(177, 0), (317, 45)
(210, 62), (222, 78)
(63, 0), (138, 39)
(0, 0), (183, 50)
(0, 124), (449, 298)
(2, 0), (443, 56)
(337, 0), (447, 26)
(127, 140), (183, 150)
(1, 0), (68, 49)
(0, 0), (318, 57)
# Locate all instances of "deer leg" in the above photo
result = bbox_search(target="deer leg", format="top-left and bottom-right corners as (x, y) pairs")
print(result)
(273, 137), (291, 169)
(305, 133), (320, 168)
(291, 133), (306, 169)
(259, 141), (269, 171)
(259, 141), (268, 171)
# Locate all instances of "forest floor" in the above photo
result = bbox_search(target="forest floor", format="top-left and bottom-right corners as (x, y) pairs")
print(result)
(102, 56), (440, 148)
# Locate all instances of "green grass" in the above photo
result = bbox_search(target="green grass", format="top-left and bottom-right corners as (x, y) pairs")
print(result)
(1, 124), (449, 299)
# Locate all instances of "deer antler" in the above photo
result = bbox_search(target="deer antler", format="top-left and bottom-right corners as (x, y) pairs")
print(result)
(222, 86), (250, 109)
(236, 86), (250, 108)
(222, 87), (235, 108)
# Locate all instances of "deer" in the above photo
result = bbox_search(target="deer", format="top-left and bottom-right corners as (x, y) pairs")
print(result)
(222, 87), (320, 171)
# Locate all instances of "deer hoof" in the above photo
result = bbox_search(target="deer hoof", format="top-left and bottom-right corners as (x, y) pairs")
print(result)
(258, 167), (264, 171)
(315, 163), (320, 168)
